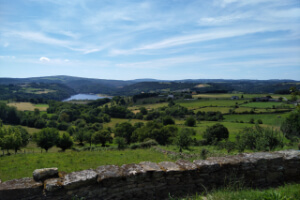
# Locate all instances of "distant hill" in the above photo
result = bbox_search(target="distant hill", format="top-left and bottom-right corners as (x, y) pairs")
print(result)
(0, 76), (299, 98)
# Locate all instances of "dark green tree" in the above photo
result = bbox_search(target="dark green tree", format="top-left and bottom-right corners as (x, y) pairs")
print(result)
(203, 123), (229, 144)
(176, 128), (193, 152)
(115, 122), (134, 144)
(56, 132), (73, 151)
(185, 116), (196, 127)
(33, 128), (59, 152)
(281, 109), (300, 140)
(162, 116), (175, 126)
(92, 130), (113, 147)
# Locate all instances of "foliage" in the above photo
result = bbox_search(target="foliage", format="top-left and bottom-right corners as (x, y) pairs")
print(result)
(203, 123), (229, 145)
(236, 125), (284, 152)
(56, 132), (73, 151)
(280, 109), (300, 140)
(162, 116), (175, 125)
(33, 128), (59, 152)
(185, 116), (196, 127)
(176, 128), (194, 152)
(92, 130), (113, 147)
(115, 122), (134, 144)
(115, 137), (126, 150)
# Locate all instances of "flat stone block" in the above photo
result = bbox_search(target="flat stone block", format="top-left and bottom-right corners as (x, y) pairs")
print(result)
(62, 169), (97, 190)
(33, 168), (58, 182)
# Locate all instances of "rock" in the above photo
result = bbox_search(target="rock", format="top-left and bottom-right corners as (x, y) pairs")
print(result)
(62, 169), (97, 190)
(158, 161), (182, 172)
(176, 160), (197, 170)
(95, 165), (123, 182)
(33, 168), (58, 182)
(44, 178), (63, 192)
(0, 178), (43, 200)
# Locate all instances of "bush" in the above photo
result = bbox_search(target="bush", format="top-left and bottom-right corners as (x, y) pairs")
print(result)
(115, 137), (126, 150)
(176, 128), (193, 152)
(236, 125), (284, 152)
(203, 123), (229, 145)
(56, 132), (73, 151)
(185, 116), (196, 127)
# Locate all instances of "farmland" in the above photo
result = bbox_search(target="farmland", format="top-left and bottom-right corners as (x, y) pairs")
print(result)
(0, 93), (299, 182)
(7, 102), (49, 111)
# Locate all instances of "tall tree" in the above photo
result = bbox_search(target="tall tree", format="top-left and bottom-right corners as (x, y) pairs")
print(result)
(33, 128), (59, 152)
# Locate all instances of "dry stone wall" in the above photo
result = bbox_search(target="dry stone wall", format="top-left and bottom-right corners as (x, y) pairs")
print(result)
(0, 150), (299, 200)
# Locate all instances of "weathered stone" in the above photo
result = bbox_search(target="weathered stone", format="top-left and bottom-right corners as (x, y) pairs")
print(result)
(158, 161), (182, 172)
(176, 160), (197, 170)
(193, 160), (220, 173)
(95, 165), (123, 182)
(62, 169), (97, 190)
(44, 178), (63, 192)
(33, 168), (58, 182)
(121, 164), (147, 182)
(140, 161), (164, 178)
(140, 161), (163, 171)
(0, 178), (43, 200)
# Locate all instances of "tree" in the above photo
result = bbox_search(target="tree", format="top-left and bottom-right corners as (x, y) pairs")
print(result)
(139, 107), (148, 115)
(115, 122), (134, 144)
(203, 123), (229, 144)
(176, 128), (193, 152)
(162, 116), (175, 126)
(0, 126), (29, 154)
(33, 128), (59, 152)
(115, 137), (126, 150)
(56, 132), (73, 151)
(281, 109), (300, 140)
(185, 116), (196, 127)
(92, 130), (113, 147)
(74, 128), (85, 145)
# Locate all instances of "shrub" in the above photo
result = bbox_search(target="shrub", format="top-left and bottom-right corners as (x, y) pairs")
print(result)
(115, 137), (126, 150)
(185, 116), (196, 127)
(203, 123), (229, 145)
(176, 128), (193, 152)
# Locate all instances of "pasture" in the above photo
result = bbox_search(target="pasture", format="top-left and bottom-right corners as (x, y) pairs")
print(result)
(7, 102), (49, 111)
(0, 149), (175, 181)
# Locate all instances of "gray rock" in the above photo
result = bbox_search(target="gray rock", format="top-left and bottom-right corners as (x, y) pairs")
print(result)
(33, 168), (58, 182)
(62, 169), (97, 190)
(44, 178), (63, 192)
(158, 161), (182, 172)
(95, 165), (123, 182)
(0, 178), (43, 200)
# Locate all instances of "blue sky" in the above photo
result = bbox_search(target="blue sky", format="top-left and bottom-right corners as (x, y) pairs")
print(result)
(0, 0), (299, 80)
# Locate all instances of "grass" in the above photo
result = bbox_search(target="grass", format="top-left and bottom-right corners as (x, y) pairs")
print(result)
(103, 118), (147, 128)
(178, 99), (246, 108)
(0, 148), (175, 182)
(224, 112), (291, 126)
(193, 107), (231, 114)
(177, 183), (300, 200)
(191, 121), (256, 141)
(241, 102), (294, 109)
(7, 102), (49, 111)
(192, 93), (294, 100)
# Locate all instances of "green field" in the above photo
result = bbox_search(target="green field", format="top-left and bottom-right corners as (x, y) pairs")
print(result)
(241, 102), (293, 109)
(194, 107), (231, 114)
(224, 112), (291, 126)
(178, 99), (246, 108)
(0, 149), (175, 181)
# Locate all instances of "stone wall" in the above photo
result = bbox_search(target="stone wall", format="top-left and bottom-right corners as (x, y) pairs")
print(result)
(0, 150), (299, 200)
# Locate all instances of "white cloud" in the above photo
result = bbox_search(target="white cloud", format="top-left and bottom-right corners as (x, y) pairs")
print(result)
(39, 57), (50, 62)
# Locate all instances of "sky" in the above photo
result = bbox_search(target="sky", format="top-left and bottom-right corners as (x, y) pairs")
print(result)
(0, 0), (300, 80)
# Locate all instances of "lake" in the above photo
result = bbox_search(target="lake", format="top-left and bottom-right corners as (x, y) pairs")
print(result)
(63, 94), (109, 101)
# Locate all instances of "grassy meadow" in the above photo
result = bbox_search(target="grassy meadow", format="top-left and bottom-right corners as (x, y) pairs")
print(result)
(7, 102), (49, 111)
